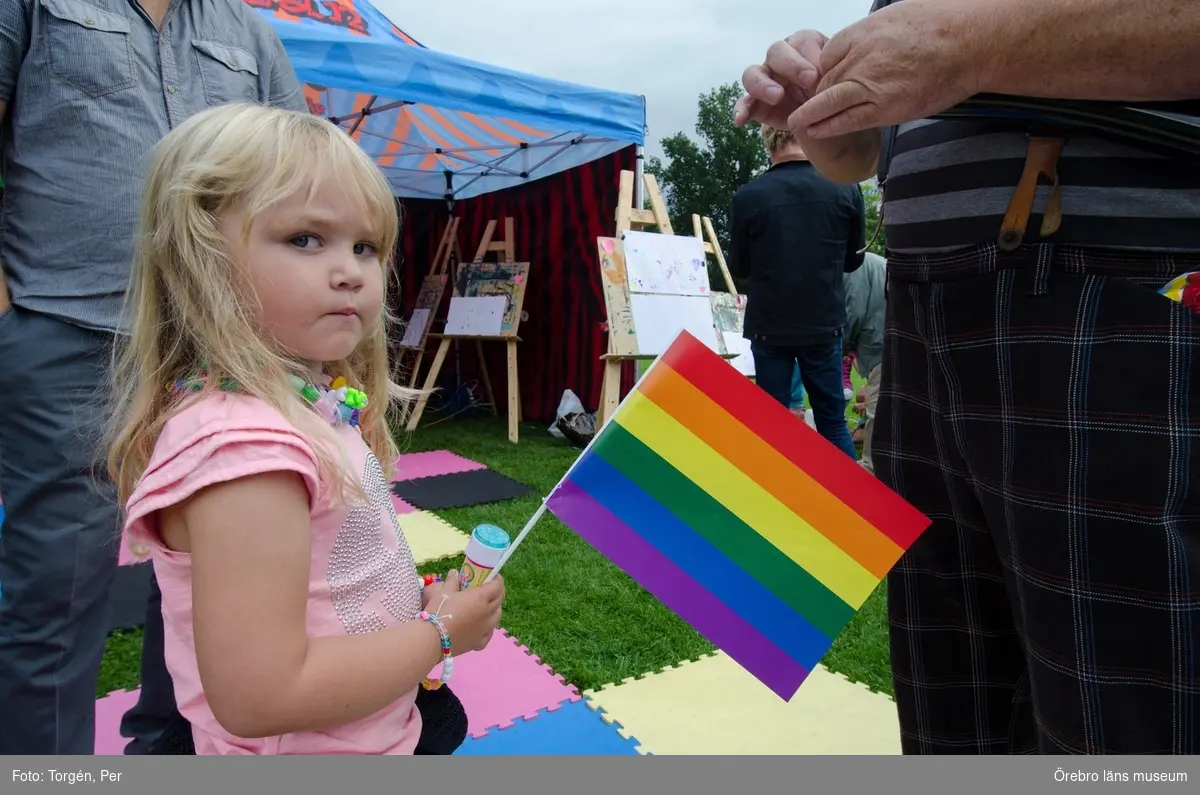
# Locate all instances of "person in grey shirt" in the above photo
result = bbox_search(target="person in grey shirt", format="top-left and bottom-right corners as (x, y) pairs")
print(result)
(0, 0), (307, 755)
(843, 252), (885, 472)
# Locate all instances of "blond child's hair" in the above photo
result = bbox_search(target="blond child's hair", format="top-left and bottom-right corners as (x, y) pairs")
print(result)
(107, 102), (417, 509)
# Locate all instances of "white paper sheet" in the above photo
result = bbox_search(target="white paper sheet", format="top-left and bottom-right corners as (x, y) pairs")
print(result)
(444, 295), (506, 336)
(722, 331), (755, 376)
(622, 230), (710, 296)
(400, 307), (430, 347)
(629, 293), (723, 356)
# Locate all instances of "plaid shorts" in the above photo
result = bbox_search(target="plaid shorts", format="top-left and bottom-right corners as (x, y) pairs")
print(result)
(875, 241), (1200, 754)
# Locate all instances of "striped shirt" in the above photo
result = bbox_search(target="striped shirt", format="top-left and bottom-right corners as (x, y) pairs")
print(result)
(0, 0), (307, 334)
(871, 0), (1200, 255)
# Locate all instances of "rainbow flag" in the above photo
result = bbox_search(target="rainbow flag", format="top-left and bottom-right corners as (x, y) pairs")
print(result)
(545, 331), (932, 700)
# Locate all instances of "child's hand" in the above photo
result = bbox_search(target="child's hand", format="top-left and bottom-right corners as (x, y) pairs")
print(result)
(439, 575), (505, 654)
(421, 569), (462, 609)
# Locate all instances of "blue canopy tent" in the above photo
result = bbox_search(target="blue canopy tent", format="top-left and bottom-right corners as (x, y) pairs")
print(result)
(249, 0), (647, 200)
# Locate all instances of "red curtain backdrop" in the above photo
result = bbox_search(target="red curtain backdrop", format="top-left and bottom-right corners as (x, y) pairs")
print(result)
(394, 145), (638, 424)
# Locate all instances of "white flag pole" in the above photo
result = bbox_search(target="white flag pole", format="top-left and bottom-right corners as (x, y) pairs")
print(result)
(483, 499), (548, 583)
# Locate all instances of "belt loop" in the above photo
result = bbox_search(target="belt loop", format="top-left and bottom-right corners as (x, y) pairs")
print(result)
(1031, 243), (1055, 296)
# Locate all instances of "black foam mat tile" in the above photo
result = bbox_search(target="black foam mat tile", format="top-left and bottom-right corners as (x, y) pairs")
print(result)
(390, 468), (533, 510)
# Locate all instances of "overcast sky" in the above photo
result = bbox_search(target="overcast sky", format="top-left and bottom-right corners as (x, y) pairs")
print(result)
(371, 0), (870, 160)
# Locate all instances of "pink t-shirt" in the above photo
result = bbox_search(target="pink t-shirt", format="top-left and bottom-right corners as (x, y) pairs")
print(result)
(123, 393), (425, 755)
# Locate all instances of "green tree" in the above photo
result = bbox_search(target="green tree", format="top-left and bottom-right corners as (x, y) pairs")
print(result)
(861, 181), (886, 257)
(645, 83), (769, 288)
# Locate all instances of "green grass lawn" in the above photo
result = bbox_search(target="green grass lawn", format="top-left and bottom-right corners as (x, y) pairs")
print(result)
(98, 374), (893, 700)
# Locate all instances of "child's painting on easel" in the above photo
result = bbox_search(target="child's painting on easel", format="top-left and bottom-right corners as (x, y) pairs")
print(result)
(710, 291), (753, 376)
(406, 218), (529, 443)
(400, 273), (449, 349)
(454, 261), (530, 337)
(618, 230), (725, 358)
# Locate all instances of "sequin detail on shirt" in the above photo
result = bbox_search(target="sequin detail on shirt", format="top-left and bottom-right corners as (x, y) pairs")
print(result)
(327, 451), (421, 634)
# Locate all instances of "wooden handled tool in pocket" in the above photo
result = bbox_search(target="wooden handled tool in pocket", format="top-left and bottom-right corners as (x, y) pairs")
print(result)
(998, 136), (1065, 251)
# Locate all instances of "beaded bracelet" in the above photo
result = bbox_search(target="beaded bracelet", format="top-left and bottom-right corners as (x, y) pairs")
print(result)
(419, 601), (454, 691)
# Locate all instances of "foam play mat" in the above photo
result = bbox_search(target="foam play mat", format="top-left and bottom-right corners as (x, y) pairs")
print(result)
(390, 468), (534, 510)
(394, 450), (486, 480)
(582, 652), (901, 755)
(435, 628), (580, 739)
(391, 493), (417, 515)
(96, 627), (590, 755)
(399, 510), (469, 565)
(95, 640), (900, 755)
(95, 687), (141, 755)
(455, 700), (642, 755)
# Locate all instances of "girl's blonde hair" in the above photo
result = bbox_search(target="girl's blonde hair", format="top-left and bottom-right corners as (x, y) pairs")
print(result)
(107, 102), (417, 509)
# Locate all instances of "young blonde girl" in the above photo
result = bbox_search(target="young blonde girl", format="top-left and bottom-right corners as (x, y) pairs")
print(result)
(107, 103), (504, 755)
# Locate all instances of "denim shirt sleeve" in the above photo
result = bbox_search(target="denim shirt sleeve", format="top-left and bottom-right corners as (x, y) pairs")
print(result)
(0, 0), (31, 102)
(266, 30), (306, 113)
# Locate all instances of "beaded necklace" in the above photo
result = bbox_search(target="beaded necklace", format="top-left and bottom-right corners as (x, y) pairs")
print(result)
(170, 371), (369, 428)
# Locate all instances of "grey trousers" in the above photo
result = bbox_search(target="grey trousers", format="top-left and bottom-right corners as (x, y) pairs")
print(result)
(859, 363), (882, 474)
(0, 305), (177, 754)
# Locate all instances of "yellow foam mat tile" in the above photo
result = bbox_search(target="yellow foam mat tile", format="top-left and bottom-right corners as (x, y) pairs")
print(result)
(398, 510), (467, 565)
(583, 652), (900, 755)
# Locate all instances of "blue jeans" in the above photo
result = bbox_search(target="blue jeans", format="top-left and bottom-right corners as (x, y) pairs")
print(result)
(789, 364), (806, 408)
(752, 338), (856, 459)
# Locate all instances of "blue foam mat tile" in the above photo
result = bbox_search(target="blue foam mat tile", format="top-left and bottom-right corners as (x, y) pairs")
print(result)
(455, 699), (643, 755)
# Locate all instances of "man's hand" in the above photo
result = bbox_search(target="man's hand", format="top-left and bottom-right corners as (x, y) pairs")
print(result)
(733, 29), (829, 131)
(733, 29), (882, 185)
(792, 0), (988, 139)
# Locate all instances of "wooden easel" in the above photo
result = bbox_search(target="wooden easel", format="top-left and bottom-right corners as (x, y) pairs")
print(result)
(616, 169), (674, 238)
(405, 218), (526, 443)
(596, 173), (739, 427)
(596, 171), (670, 426)
(692, 213), (754, 377)
(398, 218), (462, 390)
(691, 213), (737, 294)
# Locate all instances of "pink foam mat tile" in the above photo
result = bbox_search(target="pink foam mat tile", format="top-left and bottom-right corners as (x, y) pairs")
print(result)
(95, 630), (580, 751)
(432, 628), (581, 739)
(391, 493), (417, 515)
(393, 450), (486, 481)
(95, 688), (141, 755)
